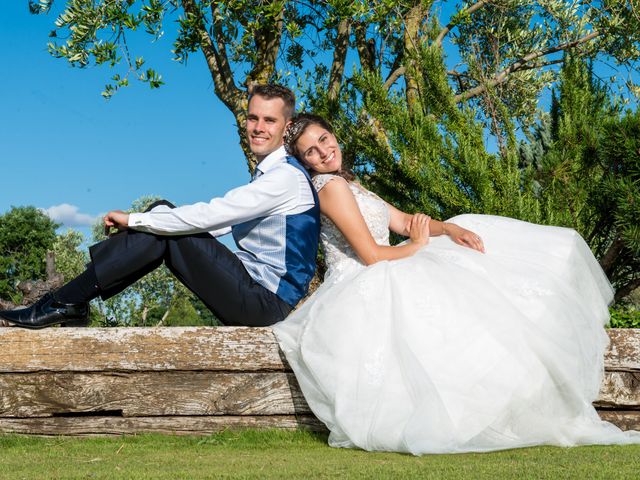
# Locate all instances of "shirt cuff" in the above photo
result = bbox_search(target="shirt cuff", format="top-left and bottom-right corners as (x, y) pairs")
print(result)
(128, 212), (148, 229)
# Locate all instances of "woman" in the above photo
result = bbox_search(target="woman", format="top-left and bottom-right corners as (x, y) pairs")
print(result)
(273, 113), (640, 454)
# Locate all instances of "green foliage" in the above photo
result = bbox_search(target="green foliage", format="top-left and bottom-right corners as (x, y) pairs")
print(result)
(309, 45), (542, 224)
(519, 57), (640, 301)
(608, 305), (640, 328)
(189, 296), (223, 326)
(52, 229), (88, 281)
(0, 206), (59, 301)
(310, 47), (638, 303)
(159, 296), (205, 326)
(33, 2), (640, 110)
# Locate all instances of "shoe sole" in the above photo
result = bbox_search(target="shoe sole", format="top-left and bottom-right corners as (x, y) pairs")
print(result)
(0, 318), (89, 329)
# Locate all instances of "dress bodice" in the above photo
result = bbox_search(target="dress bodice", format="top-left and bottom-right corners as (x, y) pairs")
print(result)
(312, 174), (390, 279)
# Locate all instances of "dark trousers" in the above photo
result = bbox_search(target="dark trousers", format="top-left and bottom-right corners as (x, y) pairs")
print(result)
(89, 202), (292, 327)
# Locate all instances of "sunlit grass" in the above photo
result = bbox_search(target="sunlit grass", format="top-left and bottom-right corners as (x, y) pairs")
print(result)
(1, 429), (639, 479)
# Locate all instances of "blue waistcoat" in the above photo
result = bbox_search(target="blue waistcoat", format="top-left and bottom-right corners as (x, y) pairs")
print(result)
(231, 157), (320, 306)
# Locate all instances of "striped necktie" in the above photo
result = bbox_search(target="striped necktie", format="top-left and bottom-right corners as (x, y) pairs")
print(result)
(251, 168), (263, 182)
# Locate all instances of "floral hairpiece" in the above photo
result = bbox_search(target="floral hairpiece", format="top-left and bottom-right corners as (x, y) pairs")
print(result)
(284, 119), (307, 156)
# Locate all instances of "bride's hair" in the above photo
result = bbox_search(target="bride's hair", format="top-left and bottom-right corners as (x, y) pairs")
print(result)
(284, 113), (355, 181)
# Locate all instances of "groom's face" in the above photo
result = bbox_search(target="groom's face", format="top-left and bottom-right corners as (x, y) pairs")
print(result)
(246, 95), (290, 161)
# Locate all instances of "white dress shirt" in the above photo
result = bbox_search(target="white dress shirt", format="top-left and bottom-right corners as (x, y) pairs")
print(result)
(128, 146), (315, 237)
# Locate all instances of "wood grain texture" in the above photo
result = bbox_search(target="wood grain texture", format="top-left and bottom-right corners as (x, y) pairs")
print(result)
(0, 412), (635, 436)
(594, 371), (640, 408)
(1, 327), (637, 373)
(0, 327), (638, 437)
(0, 370), (636, 418)
(596, 410), (640, 432)
(0, 415), (327, 436)
(0, 372), (310, 417)
(604, 329), (640, 372)
(0, 327), (288, 373)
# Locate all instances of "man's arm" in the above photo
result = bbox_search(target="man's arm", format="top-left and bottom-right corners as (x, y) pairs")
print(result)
(124, 166), (302, 235)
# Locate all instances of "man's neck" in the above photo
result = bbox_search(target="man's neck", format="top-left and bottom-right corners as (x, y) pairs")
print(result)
(255, 144), (285, 165)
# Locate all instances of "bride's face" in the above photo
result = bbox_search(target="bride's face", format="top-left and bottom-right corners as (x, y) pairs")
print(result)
(295, 124), (343, 174)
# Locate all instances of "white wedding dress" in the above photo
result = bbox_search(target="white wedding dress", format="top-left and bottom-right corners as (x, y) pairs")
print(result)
(273, 174), (640, 454)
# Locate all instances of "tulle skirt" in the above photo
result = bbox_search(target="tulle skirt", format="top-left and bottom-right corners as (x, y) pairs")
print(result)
(274, 214), (640, 454)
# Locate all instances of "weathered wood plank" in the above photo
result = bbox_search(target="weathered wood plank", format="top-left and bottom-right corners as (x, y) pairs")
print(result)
(0, 415), (327, 436)
(596, 410), (640, 432)
(1, 327), (638, 373)
(0, 327), (638, 437)
(0, 372), (311, 417)
(594, 371), (640, 409)
(1, 370), (636, 419)
(0, 327), (288, 373)
(604, 329), (640, 372)
(0, 412), (635, 436)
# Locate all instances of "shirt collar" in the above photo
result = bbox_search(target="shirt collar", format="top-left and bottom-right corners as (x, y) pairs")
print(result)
(254, 145), (288, 176)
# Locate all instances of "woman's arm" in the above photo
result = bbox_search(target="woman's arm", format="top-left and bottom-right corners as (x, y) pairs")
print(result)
(387, 203), (485, 253)
(319, 178), (430, 265)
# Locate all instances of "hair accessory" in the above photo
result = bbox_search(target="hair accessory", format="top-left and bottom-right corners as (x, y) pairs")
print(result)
(284, 119), (307, 155)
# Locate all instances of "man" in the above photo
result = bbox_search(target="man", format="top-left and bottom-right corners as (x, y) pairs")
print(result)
(0, 84), (320, 328)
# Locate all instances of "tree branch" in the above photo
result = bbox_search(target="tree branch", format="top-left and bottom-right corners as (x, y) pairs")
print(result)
(328, 18), (351, 101)
(600, 237), (625, 276)
(454, 31), (601, 103)
(354, 21), (376, 73)
(210, 2), (238, 100)
(615, 277), (640, 303)
(246, 1), (285, 88)
(403, 3), (427, 113)
(383, 66), (405, 90)
(435, 0), (489, 47)
(447, 58), (564, 80)
(180, 0), (242, 113)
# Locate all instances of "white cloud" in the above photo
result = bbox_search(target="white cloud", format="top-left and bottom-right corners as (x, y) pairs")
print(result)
(42, 204), (97, 227)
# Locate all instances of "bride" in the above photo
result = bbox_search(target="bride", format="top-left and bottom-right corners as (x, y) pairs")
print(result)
(273, 113), (640, 454)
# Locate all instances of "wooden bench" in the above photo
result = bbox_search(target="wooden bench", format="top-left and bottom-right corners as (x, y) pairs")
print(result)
(0, 327), (638, 436)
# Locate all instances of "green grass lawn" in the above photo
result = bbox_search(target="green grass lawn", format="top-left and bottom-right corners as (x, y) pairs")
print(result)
(1, 429), (639, 479)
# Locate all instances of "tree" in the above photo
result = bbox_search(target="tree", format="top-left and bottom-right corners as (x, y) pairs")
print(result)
(518, 57), (640, 302)
(52, 229), (88, 281)
(29, 1), (640, 171)
(0, 206), (59, 302)
(309, 44), (542, 227)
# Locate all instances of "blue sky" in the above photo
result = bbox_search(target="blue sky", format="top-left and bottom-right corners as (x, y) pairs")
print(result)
(0, 3), (248, 243)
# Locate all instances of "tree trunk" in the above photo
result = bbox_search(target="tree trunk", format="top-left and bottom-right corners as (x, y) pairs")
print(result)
(403, 5), (426, 115)
(328, 19), (351, 102)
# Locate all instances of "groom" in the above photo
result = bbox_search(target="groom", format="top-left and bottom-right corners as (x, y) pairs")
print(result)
(0, 84), (320, 328)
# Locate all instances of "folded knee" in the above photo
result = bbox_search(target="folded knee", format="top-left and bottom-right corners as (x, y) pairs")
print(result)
(144, 199), (176, 212)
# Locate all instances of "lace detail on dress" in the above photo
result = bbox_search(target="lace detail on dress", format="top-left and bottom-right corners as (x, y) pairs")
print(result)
(311, 173), (337, 192)
(511, 277), (554, 298)
(312, 174), (391, 280)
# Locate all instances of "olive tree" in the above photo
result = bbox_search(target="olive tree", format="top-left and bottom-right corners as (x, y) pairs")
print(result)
(29, 1), (640, 170)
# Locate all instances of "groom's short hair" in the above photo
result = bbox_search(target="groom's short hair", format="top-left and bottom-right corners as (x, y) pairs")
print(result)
(249, 84), (296, 120)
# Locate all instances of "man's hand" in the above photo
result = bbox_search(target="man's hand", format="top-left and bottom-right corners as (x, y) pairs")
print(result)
(103, 210), (130, 236)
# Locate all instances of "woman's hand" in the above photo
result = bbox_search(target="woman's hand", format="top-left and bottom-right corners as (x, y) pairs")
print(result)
(444, 223), (485, 253)
(408, 213), (431, 247)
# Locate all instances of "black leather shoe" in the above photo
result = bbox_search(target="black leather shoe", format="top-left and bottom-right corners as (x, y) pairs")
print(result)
(0, 293), (89, 329)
